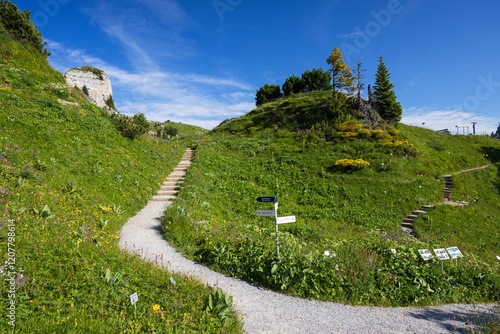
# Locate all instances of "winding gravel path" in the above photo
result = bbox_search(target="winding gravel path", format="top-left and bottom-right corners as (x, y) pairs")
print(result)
(119, 150), (497, 334)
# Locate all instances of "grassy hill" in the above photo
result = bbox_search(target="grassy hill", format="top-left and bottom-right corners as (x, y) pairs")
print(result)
(0, 17), (241, 333)
(162, 91), (500, 307)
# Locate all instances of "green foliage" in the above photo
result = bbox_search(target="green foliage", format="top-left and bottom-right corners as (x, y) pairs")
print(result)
(494, 123), (500, 139)
(0, 29), (242, 333)
(256, 83), (283, 106)
(162, 129), (500, 306)
(205, 288), (236, 323)
(282, 74), (304, 96)
(105, 95), (115, 110)
(0, 0), (50, 57)
(111, 112), (150, 138)
(301, 68), (332, 92)
(373, 56), (402, 123)
(326, 46), (355, 96)
(82, 84), (89, 96)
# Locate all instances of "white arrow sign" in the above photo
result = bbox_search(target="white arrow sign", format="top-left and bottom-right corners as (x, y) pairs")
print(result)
(257, 210), (275, 217)
(277, 216), (296, 224)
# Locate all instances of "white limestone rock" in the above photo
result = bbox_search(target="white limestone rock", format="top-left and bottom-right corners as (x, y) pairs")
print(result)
(64, 66), (115, 111)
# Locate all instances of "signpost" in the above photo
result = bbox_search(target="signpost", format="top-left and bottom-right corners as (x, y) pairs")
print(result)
(256, 196), (296, 255)
(434, 248), (450, 273)
(418, 249), (433, 261)
(446, 246), (463, 267)
(277, 216), (296, 224)
(130, 292), (138, 313)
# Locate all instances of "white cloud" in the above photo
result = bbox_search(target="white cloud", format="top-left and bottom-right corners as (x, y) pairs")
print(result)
(402, 106), (500, 135)
(46, 40), (254, 130)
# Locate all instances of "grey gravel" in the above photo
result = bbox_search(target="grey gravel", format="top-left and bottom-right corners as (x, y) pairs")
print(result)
(118, 200), (497, 334)
(118, 156), (498, 334)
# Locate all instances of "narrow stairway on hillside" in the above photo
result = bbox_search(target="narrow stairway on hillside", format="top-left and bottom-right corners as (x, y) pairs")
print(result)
(151, 148), (194, 202)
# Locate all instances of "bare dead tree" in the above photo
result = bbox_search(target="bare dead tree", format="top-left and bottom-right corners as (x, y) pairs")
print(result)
(356, 59), (367, 105)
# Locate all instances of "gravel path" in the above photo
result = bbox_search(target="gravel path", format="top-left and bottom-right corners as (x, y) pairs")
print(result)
(118, 150), (497, 334)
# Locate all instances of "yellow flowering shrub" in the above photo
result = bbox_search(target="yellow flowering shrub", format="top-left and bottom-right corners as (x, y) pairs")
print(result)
(338, 120), (363, 132)
(334, 158), (370, 170)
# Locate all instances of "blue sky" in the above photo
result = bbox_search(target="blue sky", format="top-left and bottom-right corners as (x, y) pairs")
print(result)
(20, 0), (500, 133)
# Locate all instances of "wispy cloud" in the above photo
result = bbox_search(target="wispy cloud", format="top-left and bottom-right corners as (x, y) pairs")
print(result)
(402, 106), (500, 135)
(47, 39), (254, 129)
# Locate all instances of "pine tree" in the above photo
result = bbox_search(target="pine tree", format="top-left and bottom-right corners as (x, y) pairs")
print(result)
(494, 123), (500, 138)
(326, 47), (355, 98)
(373, 56), (402, 123)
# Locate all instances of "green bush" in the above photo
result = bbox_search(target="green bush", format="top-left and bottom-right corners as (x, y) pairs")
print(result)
(256, 83), (283, 106)
(111, 112), (150, 138)
(0, 0), (50, 57)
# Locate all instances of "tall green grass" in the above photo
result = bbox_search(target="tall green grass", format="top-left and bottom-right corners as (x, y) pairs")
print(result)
(163, 112), (500, 306)
(0, 21), (241, 333)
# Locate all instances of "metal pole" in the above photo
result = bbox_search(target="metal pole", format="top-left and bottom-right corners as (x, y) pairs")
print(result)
(274, 200), (279, 255)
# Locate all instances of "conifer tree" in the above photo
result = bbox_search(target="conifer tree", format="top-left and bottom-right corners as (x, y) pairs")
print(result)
(326, 47), (355, 98)
(373, 56), (402, 123)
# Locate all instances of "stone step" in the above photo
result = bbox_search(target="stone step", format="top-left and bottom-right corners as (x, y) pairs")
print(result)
(151, 195), (176, 201)
(412, 210), (427, 215)
(401, 222), (413, 228)
(157, 191), (178, 196)
(401, 227), (413, 233)
(403, 218), (414, 224)
(160, 185), (178, 189)
(421, 205), (434, 211)
(407, 215), (419, 219)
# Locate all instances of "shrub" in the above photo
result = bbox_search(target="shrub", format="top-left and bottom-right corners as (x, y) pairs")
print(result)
(282, 75), (304, 96)
(0, 0), (51, 57)
(105, 95), (115, 110)
(111, 112), (150, 138)
(338, 120), (363, 132)
(334, 158), (370, 170)
(256, 83), (283, 106)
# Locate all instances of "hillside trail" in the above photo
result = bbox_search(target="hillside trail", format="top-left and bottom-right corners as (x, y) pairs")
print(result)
(401, 163), (495, 233)
(119, 149), (497, 334)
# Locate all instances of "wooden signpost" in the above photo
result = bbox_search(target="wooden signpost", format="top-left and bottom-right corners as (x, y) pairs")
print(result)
(256, 196), (295, 255)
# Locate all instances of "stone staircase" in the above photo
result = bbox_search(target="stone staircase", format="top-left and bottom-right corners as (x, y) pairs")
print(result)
(151, 148), (194, 202)
(400, 205), (434, 233)
(443, 174), (453, 201)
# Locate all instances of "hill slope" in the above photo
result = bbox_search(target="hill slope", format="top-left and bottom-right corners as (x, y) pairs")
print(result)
(0, 17), (241, 333)
(162, 91), (500, 306)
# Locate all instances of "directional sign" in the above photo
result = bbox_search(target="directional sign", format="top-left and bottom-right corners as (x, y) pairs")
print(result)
(434, 248), (450, 260)
(257, 196), (278, 203)
(257, 210), (275, 217)
(277, 216), (296, 224)
(446, 247), (463, 259)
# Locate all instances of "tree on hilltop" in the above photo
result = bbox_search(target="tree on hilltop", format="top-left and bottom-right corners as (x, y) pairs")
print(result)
(326, 47), (356, 98)
(301, 68), (332, 92)
(373, 56), (402, 123)
(494, 123), (500, 138)
(256, 84), (283, 106)
(282, 75), (304, 96)
(0, 0), (51, 57)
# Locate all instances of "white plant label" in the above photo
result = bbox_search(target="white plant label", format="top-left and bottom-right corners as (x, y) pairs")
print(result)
(446, 246), (463, 259)
(434, 248), (450, 260)
(130, 292), (138, 305)
(170, 276), (176, 286)
(418, 249), (433, 261)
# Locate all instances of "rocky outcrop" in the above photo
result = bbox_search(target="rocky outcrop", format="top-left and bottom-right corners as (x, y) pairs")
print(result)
(64, 66), (115, 111)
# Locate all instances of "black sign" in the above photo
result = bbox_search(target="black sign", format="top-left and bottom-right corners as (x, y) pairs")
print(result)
(257, 196), (278, 203)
